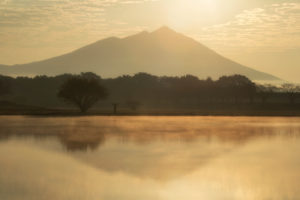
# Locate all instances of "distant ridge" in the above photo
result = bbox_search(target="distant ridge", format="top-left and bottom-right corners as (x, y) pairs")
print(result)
(0, 27), (280, 81)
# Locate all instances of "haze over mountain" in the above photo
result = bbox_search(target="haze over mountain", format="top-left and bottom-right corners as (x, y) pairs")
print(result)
(0, 27), (279, 81)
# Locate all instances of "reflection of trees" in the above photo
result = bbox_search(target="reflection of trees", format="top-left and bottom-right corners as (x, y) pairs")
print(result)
(1, 116), (300, 152)
(0, 118), (107, 151)
(75, 117), (300, 181)
(59, 122), (106, 151)
(1, 116), (300, 181)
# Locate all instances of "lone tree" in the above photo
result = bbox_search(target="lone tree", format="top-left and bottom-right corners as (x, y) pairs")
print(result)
(58, 76), (108, 113)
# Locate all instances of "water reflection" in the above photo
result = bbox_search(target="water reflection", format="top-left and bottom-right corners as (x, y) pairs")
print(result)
(0, 116), (299, 151)
(1, 116), (300, 200)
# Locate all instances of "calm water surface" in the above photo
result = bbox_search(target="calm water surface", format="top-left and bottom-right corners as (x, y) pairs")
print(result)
(0, 116), (300, 200)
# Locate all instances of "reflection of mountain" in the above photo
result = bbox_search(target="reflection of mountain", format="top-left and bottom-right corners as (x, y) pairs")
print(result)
(1, 116), (300, 181)
(0, 27), (279, 81)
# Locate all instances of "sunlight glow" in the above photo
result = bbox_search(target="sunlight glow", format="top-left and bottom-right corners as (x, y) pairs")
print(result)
(166, 0), (219, 29)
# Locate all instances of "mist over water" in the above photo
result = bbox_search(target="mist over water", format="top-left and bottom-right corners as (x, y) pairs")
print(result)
(1, 116), (300, 200)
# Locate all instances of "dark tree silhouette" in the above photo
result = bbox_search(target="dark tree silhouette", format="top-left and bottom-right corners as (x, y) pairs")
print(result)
(0, 79), (10, 97)
(217, 75), (256, 104)
(126, 100), (141, 111)
(3, 72), (300, 112)
(281, 83), (300, 105)
(58, 76), (108, 113)
(257, 84), (275, 105)
(112, 103), (118, 114)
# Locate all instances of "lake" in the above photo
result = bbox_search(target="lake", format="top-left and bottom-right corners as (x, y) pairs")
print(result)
(0, 116), (300, 200)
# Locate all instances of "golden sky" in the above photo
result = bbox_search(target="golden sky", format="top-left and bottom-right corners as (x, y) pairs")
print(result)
(0, 0), (299, 82)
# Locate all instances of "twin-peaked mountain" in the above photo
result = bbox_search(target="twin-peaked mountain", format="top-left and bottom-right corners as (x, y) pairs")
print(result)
(0, 27), (279, 80)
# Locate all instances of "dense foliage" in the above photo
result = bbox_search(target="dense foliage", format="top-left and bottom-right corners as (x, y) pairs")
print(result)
(58, 75), (108, 112)
(0, 72), (299, 111)
(0, 79), (10, 97)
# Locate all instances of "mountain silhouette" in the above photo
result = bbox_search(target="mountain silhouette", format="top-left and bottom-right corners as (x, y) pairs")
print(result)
(0, 26), (279, 80)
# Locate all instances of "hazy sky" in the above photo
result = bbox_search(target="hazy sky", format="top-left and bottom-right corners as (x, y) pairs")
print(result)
(0, 0), (299, 81)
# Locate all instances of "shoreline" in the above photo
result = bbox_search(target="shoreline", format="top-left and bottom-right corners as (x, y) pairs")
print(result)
(1, 110), (300, 117)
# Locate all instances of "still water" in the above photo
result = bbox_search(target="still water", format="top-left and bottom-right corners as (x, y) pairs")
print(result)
(0, 116), (300, 200)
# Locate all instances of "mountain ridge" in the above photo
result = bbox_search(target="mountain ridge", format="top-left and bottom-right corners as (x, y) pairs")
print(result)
(0, 27), (280, 81)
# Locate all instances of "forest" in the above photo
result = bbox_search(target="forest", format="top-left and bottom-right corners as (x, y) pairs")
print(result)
(0, 72), (299, 115)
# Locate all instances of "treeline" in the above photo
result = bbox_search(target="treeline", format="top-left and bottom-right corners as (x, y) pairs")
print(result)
(0, 72), (299, 112)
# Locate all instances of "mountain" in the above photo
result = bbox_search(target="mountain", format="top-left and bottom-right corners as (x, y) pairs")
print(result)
(0, 27), (279, 80)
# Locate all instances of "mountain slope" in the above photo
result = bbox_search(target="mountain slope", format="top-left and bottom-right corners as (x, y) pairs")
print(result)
(0, 27), (279, 80)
